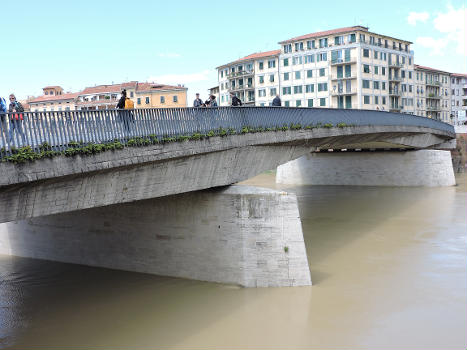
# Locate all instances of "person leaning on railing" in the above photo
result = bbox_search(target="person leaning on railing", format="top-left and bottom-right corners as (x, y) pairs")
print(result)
(8, 94), (26, 145)
(0, 96), (7, 141)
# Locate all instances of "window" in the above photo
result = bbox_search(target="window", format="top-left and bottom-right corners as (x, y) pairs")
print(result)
(160, 96), (165, 104)
(308, 99), (313, 107)
(409, 57), (412, 65)
(319, 68), (325, 77)
(382, 67), (386, 75)
(402, 56), (406, 64)
(296, 100), (302, 107)
(137, 98), (141, 105)
(259, 61), (264, 70)
(360, 34), (366, 42)
(364, 95), (370, 104)
(305, 84), (314, 93)
(293, 56), (303, 65)
(374, 81), (379, 89)
(363, 64), (370, 73)
(337, 66), (343, 78)
(269, 74), (274, 82)
(295, 42), (304, 51)
(382, 82), (386, 90)
(295, 71), (301, 79)
(130, 91), (134, 98)
(409, 85), (413, 93)
(284, 101), (290, 107)
(348, 33), (356, 43)
(270, 88), (277, 96)
(374, 66), (379, 74)
(363, 48), (369, 57)
(284, 72), (290, 81)
(317, 83), (328, 92)
(345, 64), (352, 77)
(307, 70), (313, 78)
(320, 98), (326, 106)
(334, 36), (344, 45)
(374, 50), (378, 59)
(304, 54), (314, 63)
(382, 96), (386, 104)
(307, 40), (315, 49)
(282, 87), (291, 95)
(173, 95), (178, 103)
(374, 96), (379, 104)
(283, 58), (289, 67)
(409, 71), (412, 79)
(258, 89), (266, 97)
(362, 80), (370, 88)
(317, 52), (327, 62)
(284, 44), (292, 53)
(268, 59), (276, 68)
(294, 85), (303, 94)
(319, 38), (328, 48)
(259, 76), (264, 84)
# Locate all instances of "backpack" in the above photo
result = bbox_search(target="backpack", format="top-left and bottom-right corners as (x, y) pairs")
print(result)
(124, 98), (134, 109)
(0, 97), (7, 114)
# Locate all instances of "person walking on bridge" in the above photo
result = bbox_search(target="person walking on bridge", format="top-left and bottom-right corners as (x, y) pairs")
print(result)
(230, 92), (242, 106)
(116, 89), (134, 136)
(272, 94), (281, 107)
(8, 94), (26, 145)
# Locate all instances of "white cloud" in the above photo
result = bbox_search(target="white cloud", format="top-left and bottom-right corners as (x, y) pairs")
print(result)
(407, 11), (430, 26)
(415, 37), (448, 55)
(413, 5), (466, 56)
(156, 53), (182, 58)
(147, 69), (213, 85)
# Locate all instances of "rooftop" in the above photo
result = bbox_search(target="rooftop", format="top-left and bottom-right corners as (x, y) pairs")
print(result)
(415, 64), (451, 75)
(29, 92), (80, 103)
(217, 50), (281, 69)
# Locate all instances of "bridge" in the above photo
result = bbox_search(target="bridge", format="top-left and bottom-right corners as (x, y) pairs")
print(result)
(0, 107), (456, 287)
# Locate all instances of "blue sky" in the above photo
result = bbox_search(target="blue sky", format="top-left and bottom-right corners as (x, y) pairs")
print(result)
(1, 0), (465, 103)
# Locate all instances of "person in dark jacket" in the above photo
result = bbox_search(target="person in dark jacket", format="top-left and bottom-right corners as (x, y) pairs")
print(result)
(209, 95), (218, 107)
(193, 93), (203, 107)
(272, 94), (281, 106)
(230, 92), (242, 106)
(8, 94), (26, 145)
(116, 90), (132, 135)
(116, 89), (126, 109)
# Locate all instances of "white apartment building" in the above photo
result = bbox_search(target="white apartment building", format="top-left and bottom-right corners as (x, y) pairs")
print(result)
(278, 26), (415, 112)
(450, 73), (467, 126)
(414, 65), (451, 123)
(217, 50), (280, 106)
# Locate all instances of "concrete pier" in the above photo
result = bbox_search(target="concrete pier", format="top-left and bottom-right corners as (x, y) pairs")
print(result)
(276, 150), (456, 187)
(0, 186), (311, 288)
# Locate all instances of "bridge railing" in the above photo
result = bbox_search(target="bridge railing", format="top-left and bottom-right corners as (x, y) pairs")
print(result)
(0, 107), (455, 157)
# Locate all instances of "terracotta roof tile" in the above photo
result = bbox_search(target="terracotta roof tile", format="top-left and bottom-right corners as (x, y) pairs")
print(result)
(217, 50), (281, 68)
(278, 26), (368, 44)
(414, 64), (451, 75)
(29, 92), (80, 103)
(79, 82), (137, 95)
(451, 73), (467, 78)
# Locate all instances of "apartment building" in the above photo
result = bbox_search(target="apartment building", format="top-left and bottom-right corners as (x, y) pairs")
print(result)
(450, 73), (467, 125)
(414, 65), (451, 123)
(29, 86), (79, 112)
(131, 83), (187, 108)
(217, 50), (280, 106)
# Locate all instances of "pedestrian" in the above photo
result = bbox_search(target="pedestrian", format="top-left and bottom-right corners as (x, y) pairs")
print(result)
(0, 96), (8, 143)
(230, 92), (242, 106)
(193, 93), (203, 107)
(272, 94), (281, 107)
(8, 94), (26, 145)
(209, 95), (218, 107)
(116, 89), (133, 136)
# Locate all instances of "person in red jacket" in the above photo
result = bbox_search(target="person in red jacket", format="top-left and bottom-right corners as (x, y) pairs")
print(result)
(8, 94), (26, 145)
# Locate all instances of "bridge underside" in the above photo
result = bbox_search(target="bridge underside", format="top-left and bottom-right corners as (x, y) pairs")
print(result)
(0, 125), (455, 223)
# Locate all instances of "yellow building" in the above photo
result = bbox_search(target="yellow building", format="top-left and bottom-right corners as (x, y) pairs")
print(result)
(131, 83), (187, 108)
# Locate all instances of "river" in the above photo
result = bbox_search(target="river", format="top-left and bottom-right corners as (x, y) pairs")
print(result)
(1, 173), (466, 349)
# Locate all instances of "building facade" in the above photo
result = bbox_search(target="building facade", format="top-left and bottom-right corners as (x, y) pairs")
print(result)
(217, 50), (280, 106)
(450, 73), (467, 125)
(29, 86), (79, 112)
(414, 65), (451, 123)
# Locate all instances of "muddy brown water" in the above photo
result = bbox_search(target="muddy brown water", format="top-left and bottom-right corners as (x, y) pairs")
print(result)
(1, 173), (466, 349)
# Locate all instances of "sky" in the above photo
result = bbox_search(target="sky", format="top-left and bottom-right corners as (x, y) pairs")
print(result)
(1, 0), (465, 104)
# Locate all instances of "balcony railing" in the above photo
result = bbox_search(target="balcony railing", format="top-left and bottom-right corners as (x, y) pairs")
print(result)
(426, 80), (441, 87)
(427, 106), (441, 111)
(389, 104), (402, 111)
(227, 70), (254, 78)
(330, 88), (358, 96)
(388, 62), (404, 68)
(331, 73), (357, 80)
(330, 57), (357, 65)
(426, 93), (441, 99)
(389, 90), (401, 96)
(388, 76), (403, 82)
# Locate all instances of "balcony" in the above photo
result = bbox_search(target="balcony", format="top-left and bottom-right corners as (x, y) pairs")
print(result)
(388, 90), (401, 96)
(427, 105), (441, 111)
(227, 70), (254, 78)
(388, 61), (404, 68)
(330, 57), (357, 65)
(388, 76), (402, 82)
(330, 88), (358, 96)
(426, 93), (441, 99)
(330, 73), (357, 80)
(426, 80), (441, 87)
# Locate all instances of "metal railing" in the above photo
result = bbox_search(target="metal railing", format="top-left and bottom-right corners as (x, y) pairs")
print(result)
(0, 107), (455, 158)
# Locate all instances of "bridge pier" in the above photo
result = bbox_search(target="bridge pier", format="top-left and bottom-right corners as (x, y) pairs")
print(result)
(0, 186), (311, 288)
(277, 150), (456, 187)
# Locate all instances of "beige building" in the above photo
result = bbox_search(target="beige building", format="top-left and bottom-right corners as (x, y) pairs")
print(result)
(450, 73), (467, 125)
(217, 50), (280, 106)
(414, 65), (451, 123)
(29, 86), (79, 112)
